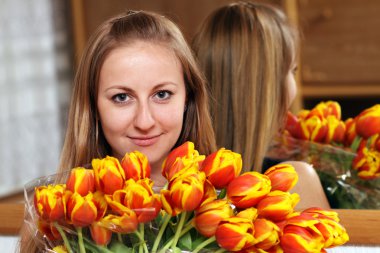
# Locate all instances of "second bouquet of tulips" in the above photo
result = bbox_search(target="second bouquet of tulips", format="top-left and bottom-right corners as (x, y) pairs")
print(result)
(26, 141), (349, 252)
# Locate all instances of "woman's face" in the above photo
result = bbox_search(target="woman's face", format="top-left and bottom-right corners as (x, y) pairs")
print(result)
(97, 41), (186, 172)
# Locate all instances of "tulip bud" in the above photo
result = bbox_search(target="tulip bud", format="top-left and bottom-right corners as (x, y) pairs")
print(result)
(352, 147), (380, 179)
(201, 148), (242, 189)
(344, 118), (357, 147)
(121, 151), (151, 180)
(280, 213), (325, 253)
(66, 167), (95, 196)
(257, 191), (300, 222)
(162, 141), (205, 180)
(299, 115), (328, 142)
(92, 156), (125, 195)
(100, 211), (138, 234)
(236, 207), (258, 221)
(356, 104), (380, 139)
(264, 164), (298, 192)
(227, 172), (271, 209)
(66, 192), (98, 227)
(90, 222), (112, 246)
(215, 216), (255, 251)
(38, 219), (61, 241)
(194, 199), (234, 237)
(34, 184), (66, 222)
(253, 218), (281, 250)
(324, 116), (346, 144)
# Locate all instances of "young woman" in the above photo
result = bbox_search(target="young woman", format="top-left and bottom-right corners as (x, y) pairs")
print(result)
(19, 10), (216, 252)
(193, 1), (330, 209)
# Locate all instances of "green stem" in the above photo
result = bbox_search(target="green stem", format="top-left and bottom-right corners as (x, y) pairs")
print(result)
(53, 222), (74, 253)
(214, 248), (227, 253)
(117, 233), (123, 243)
(134, 225), (149, 253)
(192, 236), (216, 253)
(170, 211), (187, 250)
(151, 214), (171, 253)
(162, 220), (195, 249)
(77, 227), (86, 253)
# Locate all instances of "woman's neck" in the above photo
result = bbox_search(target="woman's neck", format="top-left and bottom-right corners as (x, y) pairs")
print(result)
(150, 163), (167, 187)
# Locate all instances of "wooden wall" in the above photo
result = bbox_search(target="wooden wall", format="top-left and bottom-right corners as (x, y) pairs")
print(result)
(70, 0), (380, 117)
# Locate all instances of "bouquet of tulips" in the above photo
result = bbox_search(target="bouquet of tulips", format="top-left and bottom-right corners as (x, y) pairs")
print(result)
(26, 141), (349, 253)
(268, 101), (380, 209)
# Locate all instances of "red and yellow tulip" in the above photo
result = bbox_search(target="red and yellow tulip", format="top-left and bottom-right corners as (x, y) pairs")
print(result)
(227, 172), (271, 209)
(90, 222), (112, 246)
(92, 156), (125, 195)
(194, 199), (234, 237)
(99, 211), (138, 234)
(215, 216), (255, 251)
(161, 167), (206, 214)
(162, 141), (205, 180)
(264, 164), (298, 192)
(252, 218), (281, 250)
(324, 115), (346, 144)
(34, 184), (66, 222)
(280, 213), (325, 253)
(66, 167), (95, 196)
(257, 191), (300, 222)
(344, 117), (357, 147)
(352, 147), (380, 179)
(121, 151), (151, 181)
(38, 219), (62, 241)
(65, 191), (100, 227)
(106, 178), (161, 223)
(355, 104), (380, 139)
(201, 148), (242, 189)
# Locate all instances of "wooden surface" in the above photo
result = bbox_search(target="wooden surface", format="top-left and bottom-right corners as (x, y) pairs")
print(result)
(0, 203), (24, 235)
(334, 209), (380, 245)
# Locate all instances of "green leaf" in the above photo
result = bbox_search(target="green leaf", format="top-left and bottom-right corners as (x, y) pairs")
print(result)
(178, 231), (192, 250)
(109, 240), (134, 253)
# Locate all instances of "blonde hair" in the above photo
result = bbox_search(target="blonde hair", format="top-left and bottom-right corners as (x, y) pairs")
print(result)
(19, 10), (216, 252)
(193, 1), (297, 171)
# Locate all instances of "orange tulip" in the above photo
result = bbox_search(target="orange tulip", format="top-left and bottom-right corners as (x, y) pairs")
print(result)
(34, 184), (66, 222)
(99, 211), (138, 234)
(121, 151), (151, 181)
(253, 218), (281, 250)
(285, 111), (304, 140)
(227, 172), (271, 209)
(161, 167), (206, 213)
(194, 199), (234, 237)
(92, 156), (125, 195)
(356, 104), (380, 139)
(352, 147), (380, 179)
(324, 116), (346, 144)
(280, 213), (325, 253)
(215, 216), (255, 251)
(299, 115), (328, 142)
(302, 208), (349, 248)
(162, 141), (205, 180)
(312, 101), (341, 120)
(38, 219), (62, 240)
(106, 179), (161, 223)
(236, 207), (258, 221)
(90, 222), (112, 246)
(200, 148), (242, 189)
(199, 179), (217, 207)
(264, 164), (298, 192)
(65, 191), (105, 227)
(66, 167), (95, 196)
(344, 117), (357, 147)
(257, 191), (300, 222)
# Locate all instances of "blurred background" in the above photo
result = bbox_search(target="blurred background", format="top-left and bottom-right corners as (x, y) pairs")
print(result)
(1, 0), (379, 201)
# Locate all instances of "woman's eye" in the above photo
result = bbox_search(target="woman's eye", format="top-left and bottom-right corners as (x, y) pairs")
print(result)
(112, 93), (130, 103)
(154, 90), (172, 100)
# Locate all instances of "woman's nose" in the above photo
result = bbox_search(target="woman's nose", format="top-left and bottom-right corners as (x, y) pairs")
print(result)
(133, 101), (155, 131)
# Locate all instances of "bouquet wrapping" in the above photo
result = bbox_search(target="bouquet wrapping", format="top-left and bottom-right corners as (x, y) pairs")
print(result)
(25, 142), (349, 252)
(269, 101), (380, 209)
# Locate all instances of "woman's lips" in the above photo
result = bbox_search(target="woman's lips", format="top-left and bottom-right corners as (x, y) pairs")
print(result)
(129, 135), (161, 147)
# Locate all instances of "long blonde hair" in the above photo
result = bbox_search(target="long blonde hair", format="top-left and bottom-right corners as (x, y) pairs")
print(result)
(193, 1), (297, 171)
(19, 10), (216, 252)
